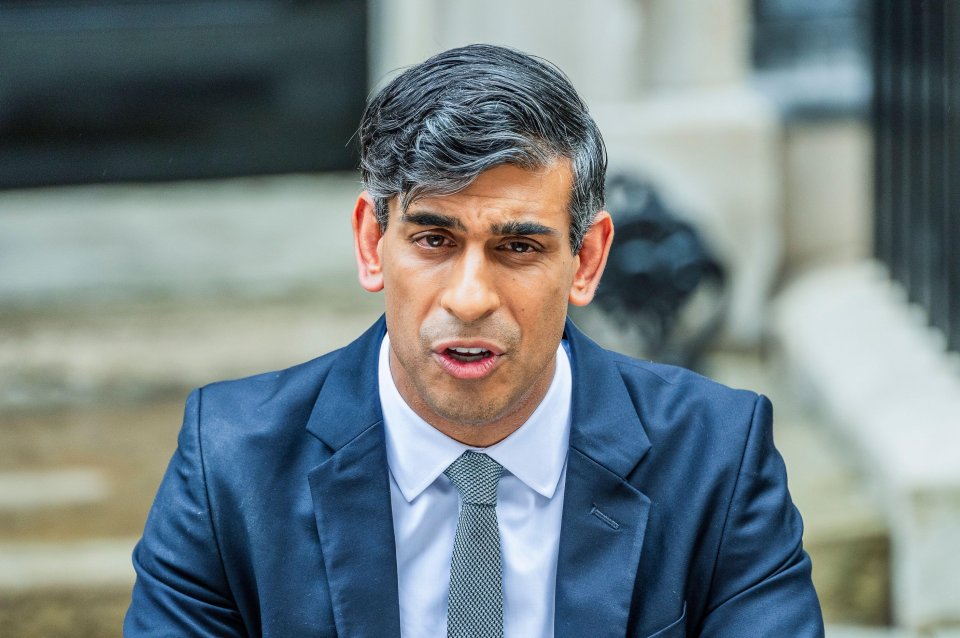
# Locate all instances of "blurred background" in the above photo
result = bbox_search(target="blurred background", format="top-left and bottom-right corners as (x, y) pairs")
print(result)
(1, 0), (958, 636)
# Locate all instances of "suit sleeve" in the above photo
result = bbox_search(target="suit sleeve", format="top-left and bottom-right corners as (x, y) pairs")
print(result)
(124, 388), (246, 637)
(698, 394), (825, 637)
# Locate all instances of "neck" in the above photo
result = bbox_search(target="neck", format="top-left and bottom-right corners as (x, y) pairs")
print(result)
(390, 351), (556, 448)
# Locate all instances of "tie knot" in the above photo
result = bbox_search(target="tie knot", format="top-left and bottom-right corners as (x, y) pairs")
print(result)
(444, 452), (503, 506)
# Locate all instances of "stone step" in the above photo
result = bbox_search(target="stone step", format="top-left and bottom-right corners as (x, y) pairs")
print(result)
(0, 584), (133, 638)
(0, 469), (110, 511)
(826, 627), (912, 638)
(0, 173), (362, 307)
(773, 264), (960, 631)
(0, 297), (383, 411)
(827, 627), (960, 638)
(0, 539), (136, 638)
(0, 401), (181, 543)
(0, 539), (135, 590)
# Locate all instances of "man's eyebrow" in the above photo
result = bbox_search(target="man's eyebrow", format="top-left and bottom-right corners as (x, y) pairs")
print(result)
(491, 220), (560, 237)
(400, 211), (466, 231)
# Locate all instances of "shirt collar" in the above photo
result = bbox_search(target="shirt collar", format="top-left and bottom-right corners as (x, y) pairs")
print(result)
(379, 332), (572, 503)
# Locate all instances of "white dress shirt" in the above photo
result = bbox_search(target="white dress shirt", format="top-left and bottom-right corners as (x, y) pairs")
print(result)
(378, 333), (572, 638)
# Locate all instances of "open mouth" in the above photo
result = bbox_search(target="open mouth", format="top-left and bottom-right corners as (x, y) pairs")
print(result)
(445, 346), (494, 363)
(433, 342), (504, 380)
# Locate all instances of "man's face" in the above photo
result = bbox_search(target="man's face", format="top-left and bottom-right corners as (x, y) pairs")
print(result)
(369, 161), (589, 439)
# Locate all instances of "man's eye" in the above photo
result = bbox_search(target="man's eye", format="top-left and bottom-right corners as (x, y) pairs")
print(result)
(417, 234), (448, 248)
(505, 241), (536, 253)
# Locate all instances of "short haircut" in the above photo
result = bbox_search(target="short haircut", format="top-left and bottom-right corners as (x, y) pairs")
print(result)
(358, 43), (607, 253)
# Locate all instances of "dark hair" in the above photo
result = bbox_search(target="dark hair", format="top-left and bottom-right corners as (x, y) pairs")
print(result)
(358, 44), (607, 253)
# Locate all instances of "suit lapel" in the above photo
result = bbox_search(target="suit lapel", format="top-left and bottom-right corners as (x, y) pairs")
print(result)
(305, 318), (401, 638)
(555, 320), (652, 638)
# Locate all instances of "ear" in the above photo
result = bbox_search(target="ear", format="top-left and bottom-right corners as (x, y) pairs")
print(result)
(353, 191), (385, 292)
(569, 210), (614, 306)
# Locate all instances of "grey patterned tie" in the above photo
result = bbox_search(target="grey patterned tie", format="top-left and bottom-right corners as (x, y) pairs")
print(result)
(444, 451), (505, 638)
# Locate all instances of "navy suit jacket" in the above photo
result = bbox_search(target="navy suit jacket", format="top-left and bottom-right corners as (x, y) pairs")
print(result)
(125, 317), (823, 637)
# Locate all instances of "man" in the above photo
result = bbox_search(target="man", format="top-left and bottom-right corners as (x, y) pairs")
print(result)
(125, 44), (823, 637)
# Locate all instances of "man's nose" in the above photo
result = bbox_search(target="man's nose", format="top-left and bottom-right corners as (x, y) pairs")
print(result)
(439, 247), (500, 323)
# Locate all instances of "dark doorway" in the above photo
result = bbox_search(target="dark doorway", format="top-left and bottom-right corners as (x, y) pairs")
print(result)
(0, 0), (368, 188)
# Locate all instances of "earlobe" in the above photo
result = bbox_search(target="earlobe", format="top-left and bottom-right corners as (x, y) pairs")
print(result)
(353, 191), (385, 292)
(569, 210), (614, 307)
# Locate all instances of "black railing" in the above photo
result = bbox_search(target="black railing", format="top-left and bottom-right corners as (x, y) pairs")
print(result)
(873, 0), (960, 353)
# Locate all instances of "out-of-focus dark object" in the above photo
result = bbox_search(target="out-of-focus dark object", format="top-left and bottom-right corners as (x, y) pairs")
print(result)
(589, 174), (726, 369)
(752, 0), (872, 120)
(0, 0), (367, 188)
(873, 0), (960, 353)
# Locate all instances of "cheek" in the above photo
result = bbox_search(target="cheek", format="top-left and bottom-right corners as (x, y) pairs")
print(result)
(384, 266), (442, 342)
(513, 284), (569, 340)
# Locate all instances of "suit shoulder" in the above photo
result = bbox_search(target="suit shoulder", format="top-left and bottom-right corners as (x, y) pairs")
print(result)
(202, 345), (345, 402)
(606, 350), (764, 442)
(193, 346), (347, 440)
(609, 350), (757, 399)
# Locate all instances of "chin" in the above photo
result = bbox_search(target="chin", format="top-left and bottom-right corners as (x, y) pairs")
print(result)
(430, 396), (510, 428)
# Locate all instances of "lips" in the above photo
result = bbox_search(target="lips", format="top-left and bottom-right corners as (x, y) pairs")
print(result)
(446, 346), (492, 363)
(432, 340), (505, 380)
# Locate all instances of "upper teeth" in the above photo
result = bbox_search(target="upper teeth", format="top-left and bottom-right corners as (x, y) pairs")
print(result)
(451, 347), (485, 354)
